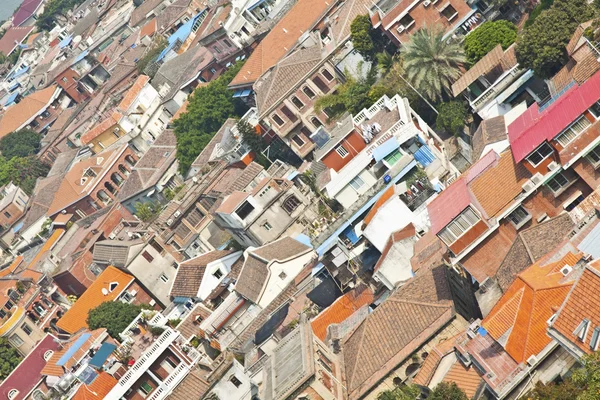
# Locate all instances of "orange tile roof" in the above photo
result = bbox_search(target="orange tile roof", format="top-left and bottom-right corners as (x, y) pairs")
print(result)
(72, 372), (118, 400)
(311, 286), (374, 341)
(41, 328), (107, 376)
(140, 18), (157, 38)
(363, 185), (395, 226)
(413, 333), (462, 386)
(229, 0), (332, 87)
(117, 75), (150, 112)
(0, 256), (24, 278)
(80, 112), (122, 144)
(26, 228), (65, 272)
(172, 100), (189, 121)
(482, 251), (581, 363)
(441, 362), (483, 398)
(56, 266), (134, 334)
(0, 85), (59, 138)
(216, 191), (250, 214)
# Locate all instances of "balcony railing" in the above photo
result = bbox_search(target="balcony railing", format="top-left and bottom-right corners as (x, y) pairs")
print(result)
(146, 363), (189, 400)
(471, 66), (524, 111)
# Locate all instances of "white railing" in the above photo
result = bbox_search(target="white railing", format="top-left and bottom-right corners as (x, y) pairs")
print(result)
(146, 362), (189, 400)
(471, 67), (522, 110)
(105, 329), (178, 400)
(353, 94), (403, 125)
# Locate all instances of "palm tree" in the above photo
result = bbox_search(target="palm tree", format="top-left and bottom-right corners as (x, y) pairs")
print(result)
(401, 26), (465, 103)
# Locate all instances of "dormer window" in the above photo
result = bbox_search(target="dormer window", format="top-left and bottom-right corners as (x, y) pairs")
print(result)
(108, 282), (119, 292)
(44, 350), (54, 361)
(84, 168), (97, 178)
(591, 327), (600, 350)
(8, 390), (18, 400)
(575, 318), (590, 342)
(438, 207), (481, 246)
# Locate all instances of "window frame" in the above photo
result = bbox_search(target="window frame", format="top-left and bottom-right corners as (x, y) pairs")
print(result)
(291, 134), (305, 147)
(546, 172), (570, 194)
(587, 144), (600, 168)
(291, 95), (305, 110)
(272, 112), (285, 127)
(575, 319), (590, 342)
(336, 145), (349, 158)
(591, 327), (600, 351)
(159, 274), (169, 283)
(506, 205), (531, 229)
(21, 323), (32, 336)
(526, 142), (554, 167)
(349, 175), (365, 191)
(438, 207), (481, 246)
(321, 69), (334, 82)
(303, 86), (316, 99)
(555, 115), (592, 147)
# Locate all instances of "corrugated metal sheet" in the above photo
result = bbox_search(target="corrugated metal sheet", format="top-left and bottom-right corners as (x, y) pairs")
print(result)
(508, 70), (600, 162)
(427, 178), (472, 234)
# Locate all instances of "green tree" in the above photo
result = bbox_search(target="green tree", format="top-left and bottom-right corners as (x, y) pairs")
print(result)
(572, 351), (600, 400)
(0, 129), (42, 159)
(87, 301), (148, 339)
(521, 378), (583, 400)
(134, 201), (160, 222)
(0, 156), (50, 195)
(36, 0), (87, 31)
(436, 101), (467, 136)
(375, 385), (420, 400)
(463, 20), (517, 64)
(173, 62), (248, 174)
(0, 338), (22, 379)
(351, 15), (376, 60)
(238, 119), (265, 154)
(401, 26), (465, 103)
(429, 382), (468, 400)
(516, 0), (596, 79)
(137, 35), (167, 76)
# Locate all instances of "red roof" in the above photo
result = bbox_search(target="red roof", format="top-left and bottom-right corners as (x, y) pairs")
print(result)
(508, 70), (600, 162)
(427, 178), (471, 234)
(0, 26), (34, 56)
(12, 0), (43, 26)
(0, 334), (60, 400)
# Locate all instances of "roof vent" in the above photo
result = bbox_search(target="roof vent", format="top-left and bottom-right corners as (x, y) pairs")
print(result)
(101, 288), (109, 296)
(560, 265), (573, 276)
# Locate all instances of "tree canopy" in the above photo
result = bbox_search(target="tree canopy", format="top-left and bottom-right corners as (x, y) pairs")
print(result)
(429, 382), (469, 400)
(0, 156), (50, 195)
(87, 301), (149, 339)
(516, 0), (596, 79)
(0, 338), (22, 380)
(350, 15), (393, 61)
(173, 62), (248, 174)
(36, 0), (87, 31)
(375, 385), (420, 400)
(463, 20), (517, 64)
(134, 201), (161, 222)
(436, 101), (468, 136)
(401, 26), (465, 103)
(0, 129), (42, 159)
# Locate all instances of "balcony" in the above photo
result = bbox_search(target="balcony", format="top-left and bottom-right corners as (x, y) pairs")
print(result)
(470, 67), (528, 112)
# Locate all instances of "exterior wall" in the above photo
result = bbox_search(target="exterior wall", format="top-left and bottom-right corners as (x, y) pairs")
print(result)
(127, 244), (178, 307)
(125, 371), (159, 400)
(321, 130), (368, 171)
(0, 189), (28, 228)
(6, 314), (46, 356)
(334, 169), (378, 209)
(197, 252), (242, 300)
(521, 147), (559, 176)
(55, 68), (88, 104)
(448, 219), (489, 256)
(88, 124), (127, 154)
(383, 0), (473, 45)
(258, 251), (314, 307)
(573, 156), (600, 189)
(210, 361), (252, 400)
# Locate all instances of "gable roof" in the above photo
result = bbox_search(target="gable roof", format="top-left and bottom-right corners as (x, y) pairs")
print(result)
(508, 69), (600, 163)
(130, 0), (166, 26)
(12, 0), (43, 26)
(0, 335), (60, 400)
(342, 264), (453, 399)
(229, 0), (332, 88)
(41, 328), (108, 377)
(0, 85), (58, 139)
(169, 250), (236, 298)
(482, 251), (580, 363)
(190, 119), (237, 169)
(0, 26), (34, 56)
(80, 111), (122, 144)
(311, 285), (374, 342)
(235, 237), (312, 303)
(71, 372), (118, 400)
(56, 266), (134, 334)
(471, 116), (507, 160)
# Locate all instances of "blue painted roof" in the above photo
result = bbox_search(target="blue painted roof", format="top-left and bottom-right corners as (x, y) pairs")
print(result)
(59, 36), (72, 48)
(157, 10), (206, 62)
(372, 137), (399, 162)
(89, 342), (117, 368)
(293, 233), (313, 248)
(74, 49), (90, 64)
(4, 92), (19, 106)
(56, 333), (92, 366)
(10, 66), (29, 80)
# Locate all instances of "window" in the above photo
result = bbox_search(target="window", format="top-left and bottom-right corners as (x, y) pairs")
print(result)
(230, 375), (242, 388)
(526, 142), (554, 167)
(398, 14), (415, 29)
(311, 116), (323, 128)
(555, 115), (592, 146)
(438, 207), (481, 245)
(321, 69), (334, 82)
(213, 46), (222, 54)
(213, 269), (223, 279)
(263, 222), (273, 231)
(589, 101), (600, 118)
(62, 77), (68, 83)
(283, 195), (301, 213)
(235, 201), (255, 220)
(21, 323), (32, 336)
(349, 175), (365, 191)
(121, 291), (133, 303)
(546, 172), (570, 194)
(507, 205), (531, 229)
(9, 334), (23, 347)
(383, 150), (403, 166)
(109, 282), (119, 292)
(272, 113), (285, 126)
(279, 271), (287, 279)
(142, 251), (154, 263)
(159, 274), (169, 283)
(575, 319), (590, 342)
(587, 144), (600, 168)
(303, 86), (316, 99)
(223, 39), (232, 47)
(8, 390), (18, 400)
(440, 3), (458, 20)
(291, 96), (304, 109)
(76, 209), (87, 219)
(139, 381), (153, 395)
(336, 145), (349, 158)
(292, 134), (305, 147)
(3, 211), (10, 219)
(84, 167), (97, 178)
(591, 327), (600, 351)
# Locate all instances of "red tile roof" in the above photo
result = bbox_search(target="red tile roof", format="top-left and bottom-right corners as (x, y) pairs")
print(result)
(441, 362), (483, 399)
(80, 112), (122, 144)
(12, 0), (43, 26)
(117, 75), (150, 112)
(363, 185), (395, 226)
(311, 286), (374, 341)
(0, 334), (60, 400)
(482, 251), (580, 363)
(0, 26), (34, 56)
(508, 69), (600, 162)
(71, 372), (118, 400)
(0, 85), (58, 138)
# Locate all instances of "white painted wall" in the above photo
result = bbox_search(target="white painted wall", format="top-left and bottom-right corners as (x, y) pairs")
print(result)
(197, 251), (243, 300)
(258, 250), (314, 308)
(210, 360), (252, 400)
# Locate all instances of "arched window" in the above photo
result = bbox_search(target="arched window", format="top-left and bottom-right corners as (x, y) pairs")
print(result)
(282, 195), (301, 214)
(303, 86), (316, 99)
(8, 390), (19, 400)
(125, 155), (137, 168)
(104, 181), (117, 195)
(310, 116), (323, 128)
(119, 164), (130, 177)
(97, 190), (111, 204)
(44, 350), (54, 361)
(111, 172), (124, 187)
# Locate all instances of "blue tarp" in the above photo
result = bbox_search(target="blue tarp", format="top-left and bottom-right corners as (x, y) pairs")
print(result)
(8, 82), (20, 92)
(11, 66), (29, 80)
(372, 138), (399, 162)
(12, 221), (23, 233)
(342, 224), (360, 245)
(4, 92), (19, 106)
(157, 10), (207, 62)
(59, 36), (72, 48)
(89, 342), (117, 368)
(74, 49), (89, 64)
(413, 145), (435, 166)
(293, 233), (312, 248)
(57, 333), (91, 366)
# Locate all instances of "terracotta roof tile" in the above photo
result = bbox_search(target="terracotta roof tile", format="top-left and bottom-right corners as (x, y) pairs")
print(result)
(72, 372), (118, 400)
(167, 367), (210, 400)
(170, 250), (236, 298)
(0, 26), (34, 55)
(80, 112), (122, 144)
(0, 85), (58, 138)
(311, 286), (374, 341)
(57, 266), (134, 333)
(363, 185), (395, 226)
(452, 45), (504, 97)
(118, 75), (151, 112)
(441, 362), (483, 399)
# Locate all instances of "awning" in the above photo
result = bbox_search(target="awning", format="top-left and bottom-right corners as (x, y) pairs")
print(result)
(8, 82), (20, 92)
(4, 92), (19, 106)
(57, 333), (91, 366)
(372, 137), (399, 162)
(74, 49), (89, 64)
(232, 89), (252, 98)
(11, 66), (29, 79)
(342, 224), (360, 244)
(89, 342), (117, 368)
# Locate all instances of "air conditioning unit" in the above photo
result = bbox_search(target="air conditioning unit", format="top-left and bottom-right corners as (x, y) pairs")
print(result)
(174, 210), (181, 218)
(129, 289), (137, 296)
(530, 172), (543, 185)
(526, 355), (538, 366)
(560, 265), (573, 276)
(166, 218), (173, 226)
(397, 26), (406, 34)
(548, 161), (559, 171)
(522, 181), (535, 192)
(423, 0), (431, 6)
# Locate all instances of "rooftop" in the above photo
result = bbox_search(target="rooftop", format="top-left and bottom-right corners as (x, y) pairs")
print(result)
(0, 26), (34, 56)
(170, 250), (237, 298)
(0, 85), (59, 139)
(12, 0), (43, 26)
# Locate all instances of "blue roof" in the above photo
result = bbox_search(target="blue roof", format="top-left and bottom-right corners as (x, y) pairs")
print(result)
(4, 92), (19, 106)
(59, 36), (72, 48)
(11, 66), (29, 80)
(74, 49), (90, 64)
(157, 10), (206, 62)
(578, 222), (600, 259)
(89, 342), (117, 368)
(372, 137), (399, 162)
(8, 82), (20, 92)
(293, 233), (313, 248)
(56, 333), (91, 366)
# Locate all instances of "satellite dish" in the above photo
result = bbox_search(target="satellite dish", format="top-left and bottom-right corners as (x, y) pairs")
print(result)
(101, 288), (109, 296)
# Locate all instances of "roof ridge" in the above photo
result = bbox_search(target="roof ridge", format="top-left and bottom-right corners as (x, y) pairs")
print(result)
(486, 286), (524, 338)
